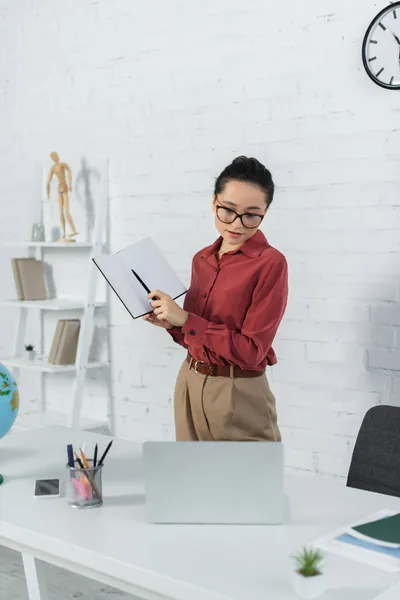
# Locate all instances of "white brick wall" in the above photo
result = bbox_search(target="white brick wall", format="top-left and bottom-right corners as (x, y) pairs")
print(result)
(1, 0), (400, 478)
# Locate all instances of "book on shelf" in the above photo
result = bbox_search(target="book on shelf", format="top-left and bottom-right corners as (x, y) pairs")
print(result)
(48, 319), (80, 365)
(11, 259), (24, 300)
(48, 320), (65, 364)
(11, 258), (48, 301)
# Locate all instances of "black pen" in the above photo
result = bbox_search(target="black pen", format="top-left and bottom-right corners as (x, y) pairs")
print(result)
(93, 443), (98, 467)
(131, 269), (151, 294)
(131, 269), (157, 302)
(98, 440), (113, 466)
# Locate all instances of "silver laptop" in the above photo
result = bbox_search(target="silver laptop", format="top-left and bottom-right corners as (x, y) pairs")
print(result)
(143, 441), (284, 524)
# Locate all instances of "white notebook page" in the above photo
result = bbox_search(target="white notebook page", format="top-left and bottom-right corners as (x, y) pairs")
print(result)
(93, 237), (187, 319)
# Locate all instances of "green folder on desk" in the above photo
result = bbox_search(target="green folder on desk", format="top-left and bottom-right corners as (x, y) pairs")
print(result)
(352, 513), (400, 546)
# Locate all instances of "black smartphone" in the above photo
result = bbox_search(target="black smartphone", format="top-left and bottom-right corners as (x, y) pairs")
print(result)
(33, 478), (60, 498)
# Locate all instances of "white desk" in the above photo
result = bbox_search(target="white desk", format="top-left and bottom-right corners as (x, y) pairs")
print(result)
(373, 583), (400, 599)
(0, 426), (399, 600)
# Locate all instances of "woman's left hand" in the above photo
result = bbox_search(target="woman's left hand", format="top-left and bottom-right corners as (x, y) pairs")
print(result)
(148, 290), (189, 327)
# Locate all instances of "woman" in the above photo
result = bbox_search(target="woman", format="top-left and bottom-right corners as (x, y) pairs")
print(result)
(143, 156), (288, 442)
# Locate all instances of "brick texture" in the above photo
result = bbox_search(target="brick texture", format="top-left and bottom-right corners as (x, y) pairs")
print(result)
(1, 0), (400, 478)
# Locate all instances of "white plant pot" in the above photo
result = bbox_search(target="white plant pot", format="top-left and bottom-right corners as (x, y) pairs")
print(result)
(291, 571), (327, 599)
(27, 350), (36, 362)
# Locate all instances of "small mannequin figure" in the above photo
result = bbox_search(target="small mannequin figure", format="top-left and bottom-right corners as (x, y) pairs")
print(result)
(47, 152), (78, 242)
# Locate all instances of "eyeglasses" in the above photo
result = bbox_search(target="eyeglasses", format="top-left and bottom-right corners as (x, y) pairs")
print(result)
(216, 204), (265, 230)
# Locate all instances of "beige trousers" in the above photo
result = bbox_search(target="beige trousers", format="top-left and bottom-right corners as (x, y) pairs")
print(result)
(174, 360), (281, 442)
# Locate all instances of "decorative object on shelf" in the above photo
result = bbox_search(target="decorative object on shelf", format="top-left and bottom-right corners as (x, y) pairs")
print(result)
(25, 344), (36, 362)
(291, 547), (326, 599)
(47, 152), (79, 243)
(31, 222), (45, 242)
(362, 2), (400, 90)
(0, 363), (19, 485)
(1, 158), (110, 431)
(11, 258), (48, 301)
(48, 319), (80, 365)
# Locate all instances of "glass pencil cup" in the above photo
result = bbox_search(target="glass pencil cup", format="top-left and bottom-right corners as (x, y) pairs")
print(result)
(66, 460), (103, 509)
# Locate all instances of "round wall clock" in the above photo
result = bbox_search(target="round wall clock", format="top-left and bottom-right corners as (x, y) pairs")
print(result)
(362, 1), (400, 89)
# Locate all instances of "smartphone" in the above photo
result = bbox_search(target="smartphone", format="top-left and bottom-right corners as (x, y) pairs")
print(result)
(33, 478), (61, 499)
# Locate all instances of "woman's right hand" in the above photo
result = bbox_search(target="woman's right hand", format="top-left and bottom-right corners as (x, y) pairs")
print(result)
(142, 312), (174, 330)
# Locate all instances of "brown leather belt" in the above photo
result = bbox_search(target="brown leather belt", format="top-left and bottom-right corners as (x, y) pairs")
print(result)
(186, 353), (264, 378)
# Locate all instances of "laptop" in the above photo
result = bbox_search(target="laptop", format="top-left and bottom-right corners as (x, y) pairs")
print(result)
(143, 441), (284, 524)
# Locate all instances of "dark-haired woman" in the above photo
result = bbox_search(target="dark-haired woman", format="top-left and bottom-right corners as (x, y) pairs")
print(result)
(143, 156), (288, 441)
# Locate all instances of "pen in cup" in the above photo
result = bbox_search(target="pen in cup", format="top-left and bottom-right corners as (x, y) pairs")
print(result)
(98, 440), (113, 466)
(67, 444), (74, 468)
(80, 448), (89, 469)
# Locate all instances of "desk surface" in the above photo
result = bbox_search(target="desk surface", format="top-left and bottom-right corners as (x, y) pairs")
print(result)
(373, 583), (400, 599)
(0, 426), (399, 600)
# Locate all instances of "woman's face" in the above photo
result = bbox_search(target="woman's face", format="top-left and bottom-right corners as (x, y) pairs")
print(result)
(213, 180), (267, 248)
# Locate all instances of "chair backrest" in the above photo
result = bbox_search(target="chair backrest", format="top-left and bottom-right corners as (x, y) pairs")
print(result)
(347, 405), (400, 497)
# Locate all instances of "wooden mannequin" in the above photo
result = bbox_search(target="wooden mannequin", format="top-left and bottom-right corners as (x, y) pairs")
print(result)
(47, 152), (78, 242)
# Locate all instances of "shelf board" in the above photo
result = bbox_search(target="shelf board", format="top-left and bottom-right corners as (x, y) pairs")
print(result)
(12, 410), (109, 434)
(1, 298), (106, 310)
(1, 356), (108, 373)
(3, 241), (98, 248)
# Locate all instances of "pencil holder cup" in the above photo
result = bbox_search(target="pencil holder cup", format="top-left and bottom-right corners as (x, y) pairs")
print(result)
(66, 460), (103, 509)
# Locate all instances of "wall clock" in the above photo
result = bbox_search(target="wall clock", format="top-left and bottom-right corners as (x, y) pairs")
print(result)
(362, 1), (400, 89)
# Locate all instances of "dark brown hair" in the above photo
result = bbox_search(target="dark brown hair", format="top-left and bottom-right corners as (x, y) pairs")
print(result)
(214, 156), (275, 207)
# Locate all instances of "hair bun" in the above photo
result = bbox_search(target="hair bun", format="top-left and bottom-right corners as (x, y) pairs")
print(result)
(232, 156), (260, 173)
(214, 156), (275, 207)
(232, 156), (248, 164)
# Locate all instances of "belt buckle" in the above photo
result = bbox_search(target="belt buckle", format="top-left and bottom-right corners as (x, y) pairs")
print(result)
(194, 360), (205, 374)
(208, 365), (217, 376)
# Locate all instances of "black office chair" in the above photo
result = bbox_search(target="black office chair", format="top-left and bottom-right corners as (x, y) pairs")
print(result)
(347, 405), (400, 498)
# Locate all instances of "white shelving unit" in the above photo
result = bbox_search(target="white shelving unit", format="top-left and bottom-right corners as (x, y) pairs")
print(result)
(4, 241), (95, 248)
(1, 162), (112, 433)
(1, 299), (106, 310)
(2, 356), (106, 374)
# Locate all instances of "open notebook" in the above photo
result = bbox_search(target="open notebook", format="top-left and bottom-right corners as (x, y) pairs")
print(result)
(93, 237), (187, 319)
(313, 509), (400, 572)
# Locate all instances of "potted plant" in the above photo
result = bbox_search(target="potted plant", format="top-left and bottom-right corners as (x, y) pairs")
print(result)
(291, 547), (326, 599)
(25, 344), (36, 362)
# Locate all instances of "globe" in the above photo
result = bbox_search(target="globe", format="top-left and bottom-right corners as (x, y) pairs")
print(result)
(0, 363), (19, 485)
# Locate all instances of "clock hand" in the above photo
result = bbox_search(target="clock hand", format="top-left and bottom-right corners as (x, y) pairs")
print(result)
(388, 26), (400, 45)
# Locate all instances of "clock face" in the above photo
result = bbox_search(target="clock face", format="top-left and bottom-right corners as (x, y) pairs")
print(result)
(362, 2), (400, 89)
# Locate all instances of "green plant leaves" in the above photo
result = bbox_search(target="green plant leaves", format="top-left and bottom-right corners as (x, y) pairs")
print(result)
(293, 546), (324, 577)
